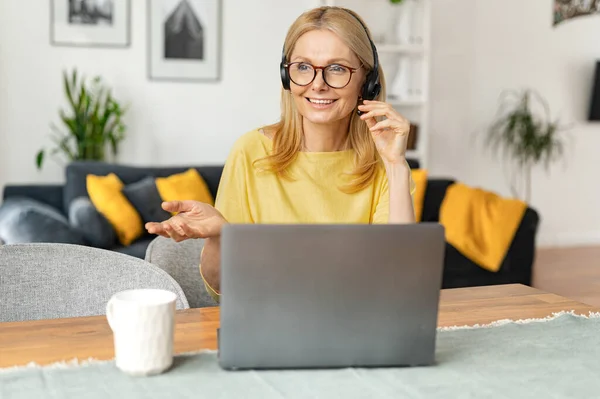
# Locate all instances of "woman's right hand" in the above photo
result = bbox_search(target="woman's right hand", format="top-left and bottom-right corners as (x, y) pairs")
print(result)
(145, 200), (227, 242)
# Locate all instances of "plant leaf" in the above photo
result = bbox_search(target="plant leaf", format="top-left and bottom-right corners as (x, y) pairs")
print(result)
(47, 68), (127, 165)
(35, 150), (44, 169)
(63, 70), (77, 110)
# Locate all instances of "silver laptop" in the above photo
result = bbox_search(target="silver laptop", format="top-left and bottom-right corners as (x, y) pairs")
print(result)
(218, 223), (446, 370)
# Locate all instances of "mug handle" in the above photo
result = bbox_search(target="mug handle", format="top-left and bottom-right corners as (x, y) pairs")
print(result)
(106, 297), (117, 332)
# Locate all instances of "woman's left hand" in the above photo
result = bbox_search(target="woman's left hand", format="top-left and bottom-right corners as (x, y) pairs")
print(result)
(358, 100), (411, 165)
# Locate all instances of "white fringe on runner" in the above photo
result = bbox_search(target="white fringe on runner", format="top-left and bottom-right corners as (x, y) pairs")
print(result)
(437, 310), (600, 331)
(2, 311), (600, 373)
(0, 349), (217, 374)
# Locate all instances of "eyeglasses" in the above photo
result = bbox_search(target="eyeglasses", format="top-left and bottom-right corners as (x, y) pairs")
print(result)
(284, 62), (361, 89)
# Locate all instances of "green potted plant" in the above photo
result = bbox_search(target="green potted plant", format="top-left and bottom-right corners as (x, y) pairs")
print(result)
(36, 68), (128, 169)
(485, 88), (568, 202)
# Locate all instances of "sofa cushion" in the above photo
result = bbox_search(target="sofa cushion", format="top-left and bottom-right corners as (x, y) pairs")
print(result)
(411, 169), (428, 222)
(0, 197), (87, 245)
(2, 184), (64, 214)
(68, 197), (117, 249)
(63, 161), (223, 212)
(86, 173), (143, 246)
(406, 158), (420, 169)
(122, 176), (171, 224)
(155, 168), (215, 206)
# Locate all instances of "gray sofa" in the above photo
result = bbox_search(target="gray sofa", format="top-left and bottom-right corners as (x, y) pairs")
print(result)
(1, 158), (538, 297)
(0, 161), (223, 259)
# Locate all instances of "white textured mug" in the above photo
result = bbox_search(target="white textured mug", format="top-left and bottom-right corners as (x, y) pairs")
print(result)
(106, 288), (177, 376)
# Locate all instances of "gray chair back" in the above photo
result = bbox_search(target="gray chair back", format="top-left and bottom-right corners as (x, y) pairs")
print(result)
(145, 236), (218, 308)
(0, 243), (189, 322)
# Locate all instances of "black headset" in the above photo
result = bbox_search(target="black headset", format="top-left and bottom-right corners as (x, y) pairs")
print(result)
(279, 9), (381, 102)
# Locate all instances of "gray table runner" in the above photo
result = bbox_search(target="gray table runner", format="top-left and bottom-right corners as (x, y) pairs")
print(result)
(2, 311), (600, 398)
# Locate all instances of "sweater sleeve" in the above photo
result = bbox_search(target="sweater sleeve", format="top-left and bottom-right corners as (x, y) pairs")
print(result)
(372, 162), (416, 224)
(199, 142), (254, 303)
(213, 143), (254, 224)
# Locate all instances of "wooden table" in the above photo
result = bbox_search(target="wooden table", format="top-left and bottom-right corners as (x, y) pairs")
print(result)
(1, 284), (597, 369)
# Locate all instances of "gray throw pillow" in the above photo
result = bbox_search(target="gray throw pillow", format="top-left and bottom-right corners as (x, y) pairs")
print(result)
(0, 197), (87, 245)
(122, 176), (171, 224)
(68, 197), (117, 249)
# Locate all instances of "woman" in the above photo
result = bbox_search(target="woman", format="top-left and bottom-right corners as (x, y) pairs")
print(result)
(146, 6), (416, 302)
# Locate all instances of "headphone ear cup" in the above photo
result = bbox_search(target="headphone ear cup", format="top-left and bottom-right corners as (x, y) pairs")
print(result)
(361, 83), (370, 101)
(371, 82), (381, 99)
(362, 70), (380, 101)
(280, 61), (290, 90)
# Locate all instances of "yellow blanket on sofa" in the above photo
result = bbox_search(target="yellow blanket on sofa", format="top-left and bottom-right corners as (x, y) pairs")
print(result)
(439, 182), (527, 273)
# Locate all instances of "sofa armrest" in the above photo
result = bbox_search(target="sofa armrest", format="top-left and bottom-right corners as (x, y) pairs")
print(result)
(2, 185), (65, 214)
(145, 236), (218, 308)
(442, 207), (539, 288)
(497, 207), (539, 285)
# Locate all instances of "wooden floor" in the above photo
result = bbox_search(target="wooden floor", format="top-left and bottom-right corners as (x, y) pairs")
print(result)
(532, 245), (600, 307)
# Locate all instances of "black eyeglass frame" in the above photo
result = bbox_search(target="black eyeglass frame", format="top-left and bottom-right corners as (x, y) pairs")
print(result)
(283, 62), (362, 89)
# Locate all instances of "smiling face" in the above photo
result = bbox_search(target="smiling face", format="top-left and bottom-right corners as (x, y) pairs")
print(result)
(288, 29), (365, 126)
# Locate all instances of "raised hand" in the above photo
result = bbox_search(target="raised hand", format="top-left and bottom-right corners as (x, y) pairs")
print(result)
(145, 200), (226, 242)
(358, 100), (411, 165)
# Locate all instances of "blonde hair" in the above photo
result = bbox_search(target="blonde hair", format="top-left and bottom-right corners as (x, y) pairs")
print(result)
(254, 6), (387, 194)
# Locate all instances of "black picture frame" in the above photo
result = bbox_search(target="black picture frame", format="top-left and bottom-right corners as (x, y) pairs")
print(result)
(147, 0), (223, 82)
(50, 0), (131, 48)
(589, 61), (600, 121)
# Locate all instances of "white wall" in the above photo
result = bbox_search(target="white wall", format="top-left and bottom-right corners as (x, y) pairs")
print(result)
(428, 0), (600, 247)
(2, 0), (599, 247)
(0, 0), (313, 187)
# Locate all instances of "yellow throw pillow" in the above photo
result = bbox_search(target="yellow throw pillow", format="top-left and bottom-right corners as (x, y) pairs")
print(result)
(86, 173), (143, 246)
(410, 169), (428, 222)
(155, 168), (214, 208)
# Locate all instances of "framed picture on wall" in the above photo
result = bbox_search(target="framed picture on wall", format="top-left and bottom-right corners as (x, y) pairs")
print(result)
(554, 0), (600, 26)
(50, 0), (131, 47)
(147, 0), (222, 82)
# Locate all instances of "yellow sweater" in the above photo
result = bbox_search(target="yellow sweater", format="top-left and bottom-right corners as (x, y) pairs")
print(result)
(200, 128), (416, 301)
